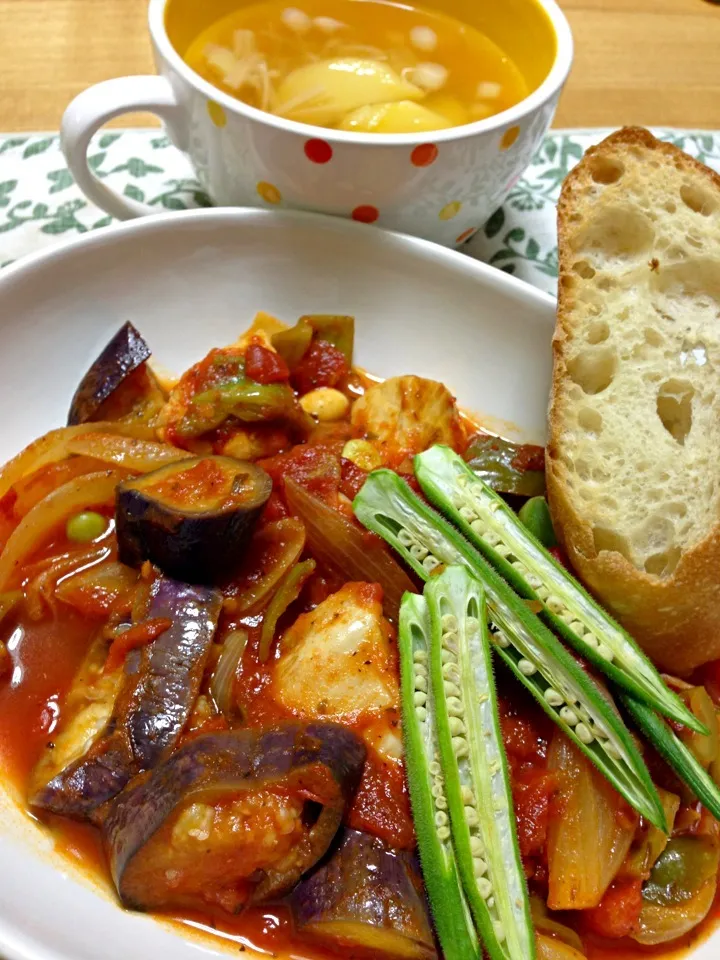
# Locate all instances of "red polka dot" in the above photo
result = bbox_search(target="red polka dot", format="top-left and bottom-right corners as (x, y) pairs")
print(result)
(351, 205), (379, 224)
(304, 139), (333, 163)
(411, 143), (438, 167)
(456, 227), (478, 244)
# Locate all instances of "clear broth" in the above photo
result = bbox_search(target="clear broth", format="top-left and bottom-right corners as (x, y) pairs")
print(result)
(183, 0), (529, 133)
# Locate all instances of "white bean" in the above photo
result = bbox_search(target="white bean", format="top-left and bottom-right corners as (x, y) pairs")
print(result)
(300, 387), (350, 422)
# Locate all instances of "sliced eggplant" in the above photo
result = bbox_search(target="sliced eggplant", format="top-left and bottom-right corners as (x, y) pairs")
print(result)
(116, 456), (271, 584)
(68, 323), (152, 426)
(103, 724), (366, 913)
(28, 638), (134, 819)
(125, 577), (222, 767)
(292, 828), (437, 959)
(30, 578), (221, 819)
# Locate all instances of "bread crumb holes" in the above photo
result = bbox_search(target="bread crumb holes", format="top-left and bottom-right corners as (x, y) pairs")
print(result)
(680, 183), (717, 216)
(568, 346), (617, 394)
(588, 156), (625, 185)
(578, 407), (603, 435)
(586, 319), (610, 344)
(572, 260), (596, 279)
(656, 378), (694, 444)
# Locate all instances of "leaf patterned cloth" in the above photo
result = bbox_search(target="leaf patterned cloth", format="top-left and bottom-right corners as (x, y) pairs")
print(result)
(1, 129), (719, 292)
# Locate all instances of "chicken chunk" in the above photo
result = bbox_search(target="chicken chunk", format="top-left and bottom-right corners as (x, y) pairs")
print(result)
(273, 582), (398, 721)
(351, 375), (464, 468)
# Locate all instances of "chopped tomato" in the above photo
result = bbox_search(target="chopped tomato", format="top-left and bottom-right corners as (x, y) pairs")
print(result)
(292, 340), (349, 395)
(259, 444), (341, 505)
(339, 457), (368, 500)
(245, 340), (290, 384)
(512, 767), (558, 861)
(582, 877), (643, 939)
(347, 750), (415, 850)
(105, 617), (172, 673)
(549, 545), (571, 571)
(511, 444), (545, 473)
(261, 491), (288, 523)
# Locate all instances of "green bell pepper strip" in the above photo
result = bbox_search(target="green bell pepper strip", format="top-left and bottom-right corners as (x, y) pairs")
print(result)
(463, 435), (545, 498)
(259, 559), (316, 663)
(353, 469), (667, 831)
(426, 567), (535, 960)
(272, 319), (314, 369)
(398, 593), (480, 960)
(518, 497), (556, 549)
(413, 445), (704, 736)
(622, 693), (720, 822)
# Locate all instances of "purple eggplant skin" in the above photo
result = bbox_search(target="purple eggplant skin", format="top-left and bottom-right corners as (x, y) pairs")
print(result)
(68, 322), (151, 425)
(292, 829), (437, 960)
(31, 733), (135, 823)
(30, 580), (221, 821)
(125, 578), (222, 768)
(103, 724), (366, 913)
(115, 457), (272, 586)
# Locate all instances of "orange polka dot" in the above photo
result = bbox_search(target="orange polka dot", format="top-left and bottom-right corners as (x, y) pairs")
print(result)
(456, 226), (477, 244)
(207, 100), (227, 128)
(257, 181), (282, 204)
(500, 125), (521, 150)
(411, 143), (438, 167)
(352, 205), (379, 224)
(439, 201), (462, 221)
(305, 139), (333, 163)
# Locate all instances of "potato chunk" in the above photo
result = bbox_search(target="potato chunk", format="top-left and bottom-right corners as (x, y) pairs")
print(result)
(351, 375), (464, 467)
(273, 582), (398, 720)
(275, 58), (423, 126)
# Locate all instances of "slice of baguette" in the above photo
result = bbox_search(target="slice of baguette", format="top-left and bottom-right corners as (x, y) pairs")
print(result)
(547, 126), (720, 676)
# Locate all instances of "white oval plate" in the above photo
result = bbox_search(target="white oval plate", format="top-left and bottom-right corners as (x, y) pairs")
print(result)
(0, 209), (713, 960)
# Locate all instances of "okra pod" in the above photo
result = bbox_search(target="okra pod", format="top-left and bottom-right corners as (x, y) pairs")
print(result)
(621, 693), (720, 822)
(353, 470), (667, 830)
(426, 567), (535, 960)
(399, 594), (480, 960)
(414, 445), (703, 735)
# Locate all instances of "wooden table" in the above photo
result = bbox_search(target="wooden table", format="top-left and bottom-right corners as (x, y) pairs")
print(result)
(1, 0), (719, 132)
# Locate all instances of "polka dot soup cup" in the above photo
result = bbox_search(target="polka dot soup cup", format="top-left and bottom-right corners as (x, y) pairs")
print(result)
(61, 0), (572, 247)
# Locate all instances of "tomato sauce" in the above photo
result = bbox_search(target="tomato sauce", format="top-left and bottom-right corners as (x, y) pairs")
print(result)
(1, 394), (718, 960)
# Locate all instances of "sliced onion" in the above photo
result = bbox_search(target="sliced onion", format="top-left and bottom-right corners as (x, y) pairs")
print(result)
(0, 471), (123, 590)
(531, 899), (584, 953)
(285, 476), (416, 620)
(210, 629), (248, 718)
(680, 686), (719, 768)
(55, 559), (139, 619)
(65, 433), (191, 473)
(0, 591), (22, 625)
(547, 731), (638, 910)
(25, 543), (110, 620)
(536, 934), (587, 960)
(0, 422), (154, 499)
(228, 517), (306, 614)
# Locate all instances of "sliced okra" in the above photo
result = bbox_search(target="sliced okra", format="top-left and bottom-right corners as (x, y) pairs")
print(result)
(353, 470), (667, 831)
(621, 693), (720, 822)
(426, 566), (535, 960)
(398, 594), (480, 960)
(414, 445), (704, 736)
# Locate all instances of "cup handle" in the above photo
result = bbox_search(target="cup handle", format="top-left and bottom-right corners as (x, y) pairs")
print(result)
(61, 76), (185, 220)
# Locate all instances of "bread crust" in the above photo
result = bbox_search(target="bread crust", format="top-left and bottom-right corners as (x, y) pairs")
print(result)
(548, 126), (720, 675)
